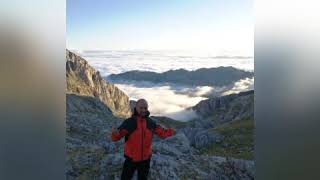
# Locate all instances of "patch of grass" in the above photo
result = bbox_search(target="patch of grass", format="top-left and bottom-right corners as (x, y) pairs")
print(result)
(201, 118), (255, 160)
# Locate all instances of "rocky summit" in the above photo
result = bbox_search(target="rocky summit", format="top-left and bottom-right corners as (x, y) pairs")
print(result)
(66, 50), (255, 180)
(66, 49), (131, 118)
(191, 90), (254, 127)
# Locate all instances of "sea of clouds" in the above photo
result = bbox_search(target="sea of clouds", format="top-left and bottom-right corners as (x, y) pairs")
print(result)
(76, 50), (254, 121)
(78, 50), (254, 76)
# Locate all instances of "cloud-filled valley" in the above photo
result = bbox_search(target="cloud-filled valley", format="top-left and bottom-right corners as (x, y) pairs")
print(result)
(74, 50), (254, 121)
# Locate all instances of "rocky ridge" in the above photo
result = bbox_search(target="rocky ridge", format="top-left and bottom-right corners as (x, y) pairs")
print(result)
(66, 49), (131, 118)
(108, 67), (254, 87)
(191, 90), (254, 127)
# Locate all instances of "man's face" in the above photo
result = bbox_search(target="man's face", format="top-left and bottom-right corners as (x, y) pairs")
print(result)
(136, 101), (148, 117)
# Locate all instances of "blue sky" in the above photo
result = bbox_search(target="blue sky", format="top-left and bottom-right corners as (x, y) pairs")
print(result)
(67, 0), (253, 55)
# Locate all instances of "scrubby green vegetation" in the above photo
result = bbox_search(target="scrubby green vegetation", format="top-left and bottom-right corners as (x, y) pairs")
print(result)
(201, 118), (255, 160)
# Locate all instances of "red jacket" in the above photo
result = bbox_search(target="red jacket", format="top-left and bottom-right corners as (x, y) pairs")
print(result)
(111, 112), (174, 162)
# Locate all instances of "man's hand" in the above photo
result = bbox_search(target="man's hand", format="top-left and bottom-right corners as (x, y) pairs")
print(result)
(172, 129), (176, 135)
(112, 127), (119, 135)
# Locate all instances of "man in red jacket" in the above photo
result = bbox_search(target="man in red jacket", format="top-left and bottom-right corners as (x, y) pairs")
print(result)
(111, 99), (176, 180)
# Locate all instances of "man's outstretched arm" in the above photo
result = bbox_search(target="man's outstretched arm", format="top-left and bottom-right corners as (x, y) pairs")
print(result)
(154, 125), (176, 139)
(111, 127), (128, 141)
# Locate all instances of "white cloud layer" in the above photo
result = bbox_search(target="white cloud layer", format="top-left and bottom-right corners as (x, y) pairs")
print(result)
(115, 77), (254, 121)
(76, 50), (254, 77)
(221, 77), (254, 96)
(74, 50), (254, 121)
(115, 83), (205, 121)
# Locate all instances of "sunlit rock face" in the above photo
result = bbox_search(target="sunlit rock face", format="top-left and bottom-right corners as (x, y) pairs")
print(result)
(66, 49), (131, 118)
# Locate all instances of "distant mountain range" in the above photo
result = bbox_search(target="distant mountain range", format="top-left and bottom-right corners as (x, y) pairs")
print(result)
(108, 66), (254, 87)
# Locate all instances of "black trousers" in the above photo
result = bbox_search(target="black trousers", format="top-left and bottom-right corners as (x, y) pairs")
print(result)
(121, 157), (151, 180)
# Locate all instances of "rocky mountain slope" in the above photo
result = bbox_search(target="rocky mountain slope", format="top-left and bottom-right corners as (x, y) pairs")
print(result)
(66, 50), (255, 180)
(107, 66), (254, 87)
(191, 90), (254, 127)
(66, 49), (131, 118)
(67, 94), (254, 179)
(203, 118), (255, 160)
(188, 90), (254, 160)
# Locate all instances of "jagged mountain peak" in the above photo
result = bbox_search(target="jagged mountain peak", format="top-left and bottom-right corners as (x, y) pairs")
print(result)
(192, 90), (254, 127)
(66, 49), (131, 118)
